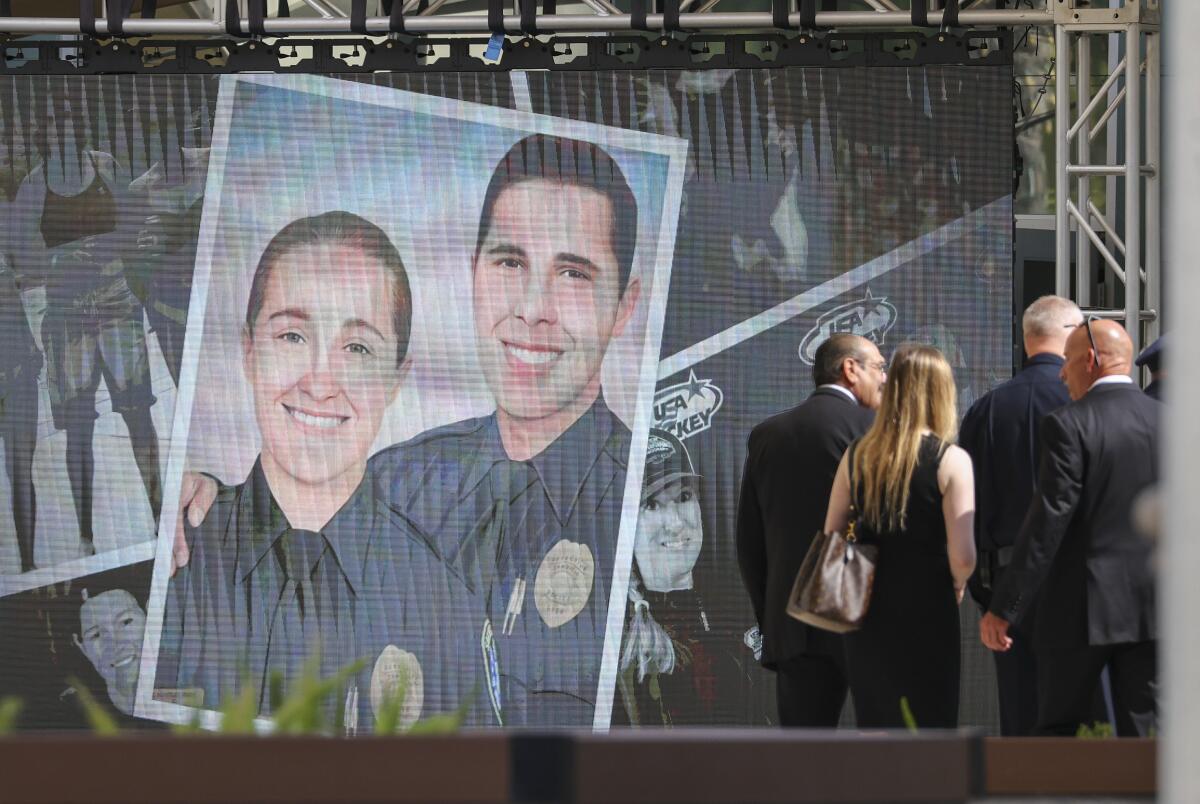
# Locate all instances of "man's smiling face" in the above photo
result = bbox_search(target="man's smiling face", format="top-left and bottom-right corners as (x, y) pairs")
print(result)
(473, 179), (638, 423)
(78, 590), (146, 696)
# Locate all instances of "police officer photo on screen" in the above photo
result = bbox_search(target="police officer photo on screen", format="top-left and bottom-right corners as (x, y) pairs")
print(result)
(155, 212), (495, 731)
(163, 75), (684, 731)
(175, 134), (646, 727)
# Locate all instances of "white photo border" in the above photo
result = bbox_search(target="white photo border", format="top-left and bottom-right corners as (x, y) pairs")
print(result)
(134, 71), (688, 733)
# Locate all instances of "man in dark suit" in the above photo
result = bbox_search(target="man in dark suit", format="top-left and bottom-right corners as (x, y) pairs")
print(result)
(959, 295), (1081, 735)
(981, 319), (1159, 736)
(736, 333), (884, 726)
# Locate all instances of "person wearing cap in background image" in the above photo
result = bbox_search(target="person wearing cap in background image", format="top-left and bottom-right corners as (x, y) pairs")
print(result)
(177, 133), (643, 727)
(958, 295), (1081, 736)
(736, 333), (884, 727)
(616, 429), (749, 726)
(1135, 334), (1165, 401)
(157, 212), (494, 731)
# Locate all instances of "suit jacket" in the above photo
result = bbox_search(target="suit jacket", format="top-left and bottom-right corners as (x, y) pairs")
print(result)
(736, 386), (874, 669)
(990, 381), (1160, 647)
(959, 353), (1071, 555)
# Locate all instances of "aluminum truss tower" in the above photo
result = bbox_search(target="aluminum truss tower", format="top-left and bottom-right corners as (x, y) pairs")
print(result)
(0, 0), (1165, 346)
(1053, 0), (1160, 359)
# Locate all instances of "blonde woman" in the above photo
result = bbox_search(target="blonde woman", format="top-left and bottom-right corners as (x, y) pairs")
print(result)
(823, 343), (976, 728)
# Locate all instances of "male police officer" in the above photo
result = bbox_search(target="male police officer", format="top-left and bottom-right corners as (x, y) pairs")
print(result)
(367, 134), (642, 726)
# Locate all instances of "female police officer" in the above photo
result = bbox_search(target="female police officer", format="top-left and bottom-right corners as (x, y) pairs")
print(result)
(156, 212), (497, 731)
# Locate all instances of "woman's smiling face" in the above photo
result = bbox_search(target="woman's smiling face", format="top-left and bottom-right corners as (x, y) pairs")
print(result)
(634, 479), (703, 592)
(243, 241), (402, 492)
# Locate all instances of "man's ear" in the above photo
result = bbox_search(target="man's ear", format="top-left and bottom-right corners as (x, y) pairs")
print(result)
(72, 633), (84, 653)
(840, 356), (859, 387)
(611, 278), (641, 340)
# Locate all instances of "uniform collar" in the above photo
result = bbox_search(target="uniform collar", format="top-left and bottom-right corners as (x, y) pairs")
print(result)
(235, 458), (370, 593)
(460, 397), (618, 525)
(1024, 352), (1065, 369)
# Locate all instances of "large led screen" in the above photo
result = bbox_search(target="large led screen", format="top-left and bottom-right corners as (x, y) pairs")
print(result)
(0, 61), (1012, 732)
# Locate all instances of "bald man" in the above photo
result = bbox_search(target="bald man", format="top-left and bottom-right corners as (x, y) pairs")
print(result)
(981, 319), (1160, 736)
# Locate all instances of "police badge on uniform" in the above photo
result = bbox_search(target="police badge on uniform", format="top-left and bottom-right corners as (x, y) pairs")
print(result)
(533, 540), (594, 628)
(370, 645), (424, 730)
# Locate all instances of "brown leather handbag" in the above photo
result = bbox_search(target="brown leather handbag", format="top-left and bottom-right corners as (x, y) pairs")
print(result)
(786, 455), (878, 634)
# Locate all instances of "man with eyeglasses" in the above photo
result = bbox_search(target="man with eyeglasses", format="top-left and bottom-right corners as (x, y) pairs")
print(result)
(959, 294), (1079, 735)
(737, 333), (884, 727)
(981, 317), (1160, 737)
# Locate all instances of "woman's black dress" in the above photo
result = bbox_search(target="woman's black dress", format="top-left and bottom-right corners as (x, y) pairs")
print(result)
(846, 435), (960, 728)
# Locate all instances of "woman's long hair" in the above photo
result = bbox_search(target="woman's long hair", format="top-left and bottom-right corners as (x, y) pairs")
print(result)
(852, 343), (958, 532)
(620, 574), (676, 682)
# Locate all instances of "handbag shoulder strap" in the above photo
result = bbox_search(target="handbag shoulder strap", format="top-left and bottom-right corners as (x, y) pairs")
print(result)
(845, 441), (861, 540)
(846, 440), (859, 514)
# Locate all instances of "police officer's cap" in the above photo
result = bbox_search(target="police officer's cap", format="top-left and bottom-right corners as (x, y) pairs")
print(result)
(1135, 334), (1166, 371)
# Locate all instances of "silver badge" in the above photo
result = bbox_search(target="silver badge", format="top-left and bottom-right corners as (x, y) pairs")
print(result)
(369, 645), (424, 730)
(533, 540), (595, 628)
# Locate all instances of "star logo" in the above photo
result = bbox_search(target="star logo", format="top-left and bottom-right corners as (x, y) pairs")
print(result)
(653, 372), (725, 441)
(798, 287), (899, 365)
(683, 370), (707, 402)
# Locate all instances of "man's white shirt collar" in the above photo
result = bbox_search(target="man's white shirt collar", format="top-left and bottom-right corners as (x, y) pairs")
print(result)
(819, 384), (859, 404)
(1089, 374), (1135, 391)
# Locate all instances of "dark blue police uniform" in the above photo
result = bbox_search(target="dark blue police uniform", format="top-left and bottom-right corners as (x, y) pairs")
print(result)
(958, 352), (1069, 735)
(369, 398), (630, 727)
(157, 459), (497, 731)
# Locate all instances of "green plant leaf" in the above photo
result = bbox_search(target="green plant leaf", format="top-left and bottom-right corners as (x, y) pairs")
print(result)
(169, 707), (206, 736)
(373, 678), (409, 736)
(218, 680), (261, 735)
(268, 670), (285, 714)
(899, 696), (919, 734)
(67, 679), (120, 736)
(407, 701), (468, 736)
(272, 656), (366, 736)
(0, 696), (23, 734)
(408, 686), (475, 736)
(1075, 720), (1114, 739)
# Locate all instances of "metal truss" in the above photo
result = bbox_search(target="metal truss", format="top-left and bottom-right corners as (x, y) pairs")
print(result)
(0, 30), (1011, 73)
(1053, 0), (1160, 358)
(0, 0), (1167, 351)
(0, 1), (1053, 36)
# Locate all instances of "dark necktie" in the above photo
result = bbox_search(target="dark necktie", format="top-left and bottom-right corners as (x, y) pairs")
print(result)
(273, 528), (329, 687)
(283, 528), (327, 620)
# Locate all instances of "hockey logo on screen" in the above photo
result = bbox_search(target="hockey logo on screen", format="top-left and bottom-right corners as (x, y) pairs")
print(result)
(798, 288), (899, 365)
(653, 370), (724, 441)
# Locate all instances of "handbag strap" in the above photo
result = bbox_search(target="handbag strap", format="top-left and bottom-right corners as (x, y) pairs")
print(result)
(845, 442), (860, 542)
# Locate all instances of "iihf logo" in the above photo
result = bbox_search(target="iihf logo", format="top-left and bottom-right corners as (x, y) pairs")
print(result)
(653, 370), (724, 441)
(798, 288), (898, 365)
